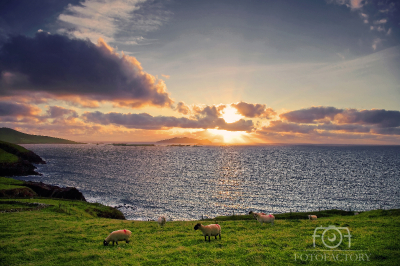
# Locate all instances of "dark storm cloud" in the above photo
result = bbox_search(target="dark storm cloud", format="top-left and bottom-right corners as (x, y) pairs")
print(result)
(0, 33), (173, 108)
(82, 111), (254, 132)
(231, 101), (276, 119)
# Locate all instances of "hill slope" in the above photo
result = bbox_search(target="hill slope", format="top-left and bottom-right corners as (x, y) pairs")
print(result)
(0, 127), (83, 144)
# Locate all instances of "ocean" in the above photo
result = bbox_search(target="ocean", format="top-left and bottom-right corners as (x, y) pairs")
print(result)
(16, 144), (400, 221)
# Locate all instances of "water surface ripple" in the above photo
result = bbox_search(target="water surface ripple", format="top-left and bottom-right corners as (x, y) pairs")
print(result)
(18, 144), (400, 220)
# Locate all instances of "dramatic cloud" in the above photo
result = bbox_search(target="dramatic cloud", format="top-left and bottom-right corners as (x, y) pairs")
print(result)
(82, 110), (254, 132)
(231, 102), (276, 119)
(0, 33), (174, 108)
(280, 106), (343, 123)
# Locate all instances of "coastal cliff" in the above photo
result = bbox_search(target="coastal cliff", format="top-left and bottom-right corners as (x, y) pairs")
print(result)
(0, 141), (45, 176)
(0, 142), (87, 202)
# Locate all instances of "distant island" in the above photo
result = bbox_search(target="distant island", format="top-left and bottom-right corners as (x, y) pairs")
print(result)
(0, 127), (84, 144)
(111, 143), (155, 147)
(156, 137), (212, 145)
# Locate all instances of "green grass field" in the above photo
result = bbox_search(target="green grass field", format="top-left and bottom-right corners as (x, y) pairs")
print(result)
(0, 176), (26, 190)
(0, 149), (20, 164)
(0, 197), (399, 266)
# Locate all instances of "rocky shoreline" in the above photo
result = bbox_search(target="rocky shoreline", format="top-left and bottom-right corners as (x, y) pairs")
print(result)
(0, 141), (86, 201)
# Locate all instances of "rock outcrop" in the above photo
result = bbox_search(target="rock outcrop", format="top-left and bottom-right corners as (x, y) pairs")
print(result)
(24, 181), (86, 201)
(0, 160), (41, 176)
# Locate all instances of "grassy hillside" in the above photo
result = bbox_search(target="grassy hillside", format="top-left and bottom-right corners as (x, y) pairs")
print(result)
(0, 127), (83, 144)
(0, 196), (399, 265)
(0, 148), (19, 164)
(0, 140), (39, 162)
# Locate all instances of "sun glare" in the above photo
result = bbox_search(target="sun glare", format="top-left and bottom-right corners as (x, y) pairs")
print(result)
(222, 106), (243, 123)
(208, 129), (248, 144)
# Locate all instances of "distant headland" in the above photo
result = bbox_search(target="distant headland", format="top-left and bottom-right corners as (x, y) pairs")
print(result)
(156, 137), (212, 145)
(0, 127), (84, 144)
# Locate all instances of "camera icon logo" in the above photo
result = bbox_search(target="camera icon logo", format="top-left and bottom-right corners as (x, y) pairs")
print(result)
(312, 225), (351, 249)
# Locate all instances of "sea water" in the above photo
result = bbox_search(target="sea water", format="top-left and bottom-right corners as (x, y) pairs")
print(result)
(17, 144), (400, 221)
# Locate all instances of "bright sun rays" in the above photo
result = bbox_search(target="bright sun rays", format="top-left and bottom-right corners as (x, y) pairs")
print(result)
(208, 129), (248, 144)
(206, 106), (248, 144)
(221, 106), (243, 123)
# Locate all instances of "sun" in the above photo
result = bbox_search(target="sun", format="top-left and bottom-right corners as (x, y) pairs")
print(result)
(208, 129), (248, 144)
(222, 106), (243, 123)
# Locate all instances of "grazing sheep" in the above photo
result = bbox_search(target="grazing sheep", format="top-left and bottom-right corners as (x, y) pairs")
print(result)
(308, 215), (317, 220)
(249, 211), (275, 225)
(103, 229), (131, 246)
(158, 216), (166, 226)
(194, 223), (221, 242)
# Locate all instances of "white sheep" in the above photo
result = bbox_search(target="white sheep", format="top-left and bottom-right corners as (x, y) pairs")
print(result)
(308, 215), (317, 220)
(249, 211), (275, 225)
(194, 223), (221, 242)
(158, 216), (166, 226)
(103, 229), (132, 246)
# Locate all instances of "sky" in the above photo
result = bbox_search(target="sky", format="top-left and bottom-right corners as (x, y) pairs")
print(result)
(0, 0), (399, 144)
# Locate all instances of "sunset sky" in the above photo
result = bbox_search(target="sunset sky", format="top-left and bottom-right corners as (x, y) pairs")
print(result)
(0, 0), (399, 144)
